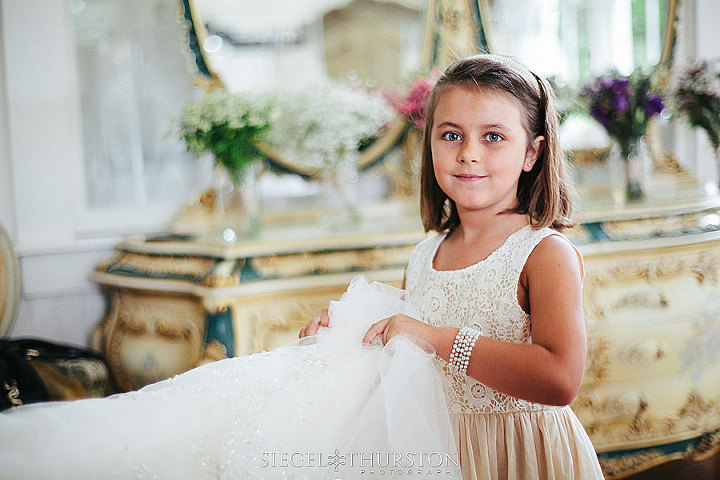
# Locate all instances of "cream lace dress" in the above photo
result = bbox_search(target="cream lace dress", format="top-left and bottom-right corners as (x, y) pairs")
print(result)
(405, 225), (604, 480)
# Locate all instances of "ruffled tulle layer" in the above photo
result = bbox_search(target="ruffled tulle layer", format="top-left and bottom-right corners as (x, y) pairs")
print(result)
(0, 277), (460, 480)
(452, 406), (604, 480)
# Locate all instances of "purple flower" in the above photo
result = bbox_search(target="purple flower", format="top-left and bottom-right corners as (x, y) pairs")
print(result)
(582, 69), (664, 142)
(644, 95), (664, 117)
(614, 94), (629, 113)
(600, 76), (615, 89)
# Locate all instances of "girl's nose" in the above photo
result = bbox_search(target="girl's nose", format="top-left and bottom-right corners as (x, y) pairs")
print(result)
(458, 143), (480, 164)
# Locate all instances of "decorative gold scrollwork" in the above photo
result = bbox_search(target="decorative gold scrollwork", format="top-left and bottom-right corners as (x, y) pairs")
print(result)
(611, 264), (651, 282)
(110, 252), (215, 280)
(201, 298), (231, 314)
(612, 291), (669, 312)
(691, 254), (719, 284)
(575, 387), (720, 450)
(103, 291), (207, 391)
(584, 243), (720, 323)
(599, 448), (665, 479)
(154, 321), (196, 341)
(250, 246), (413, 279)
(435, 0), (479, 67)
(585, 337), (613, 382)
(620, 339), (668, 363)
(677, 390), (720, 430)
(118, 311), (148, 335)
(202, 272), (239, 288)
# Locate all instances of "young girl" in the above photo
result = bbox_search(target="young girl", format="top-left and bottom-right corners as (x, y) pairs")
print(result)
(2, 55), (602, 480)
(307, 54), (604, 479)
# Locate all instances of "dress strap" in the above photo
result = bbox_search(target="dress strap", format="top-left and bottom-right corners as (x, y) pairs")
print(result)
(513, 228), (584, 280)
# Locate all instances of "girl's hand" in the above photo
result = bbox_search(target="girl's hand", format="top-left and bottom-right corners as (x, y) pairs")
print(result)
(362, 314), (428, 345)
(298, 307), (330, 338)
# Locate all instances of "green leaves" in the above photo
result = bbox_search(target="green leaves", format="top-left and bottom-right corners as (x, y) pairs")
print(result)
(177, 91), (273, 181)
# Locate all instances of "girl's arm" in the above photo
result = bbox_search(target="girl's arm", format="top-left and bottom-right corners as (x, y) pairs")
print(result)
(363, 235), (587, 407)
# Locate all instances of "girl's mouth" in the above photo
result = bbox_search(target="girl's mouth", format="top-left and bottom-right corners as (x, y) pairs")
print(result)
(454, 174), (486, 182)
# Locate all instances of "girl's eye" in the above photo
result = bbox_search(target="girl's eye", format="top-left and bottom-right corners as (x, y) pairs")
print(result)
(441, 132), (462, 142)
(484, 132), (503, 142)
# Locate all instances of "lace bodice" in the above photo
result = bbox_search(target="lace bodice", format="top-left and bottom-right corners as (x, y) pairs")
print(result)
(405, 224), (560, 414)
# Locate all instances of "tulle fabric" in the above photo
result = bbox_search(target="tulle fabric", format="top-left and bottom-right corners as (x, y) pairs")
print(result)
(452, 408), (604, 480)
(0, 277), (460, 480)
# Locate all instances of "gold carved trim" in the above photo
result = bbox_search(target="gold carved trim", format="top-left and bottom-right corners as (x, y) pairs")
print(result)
(250, 245), (414, 278)
(575, 387), (720, 452)
(201, 298), (232, 314)
(108, 252), (216, 280)
(434, 0), (480, 69)
(584, 337), (613, 382)
(600, 430), (720, 480)
(583, 241), (720, 322)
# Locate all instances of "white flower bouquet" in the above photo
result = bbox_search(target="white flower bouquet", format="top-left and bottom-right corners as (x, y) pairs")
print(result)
(266, 82), (394, 172)
(177, 91), (274, 182)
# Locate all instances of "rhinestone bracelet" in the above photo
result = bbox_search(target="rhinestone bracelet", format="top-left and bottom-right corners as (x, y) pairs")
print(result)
(449, 327), (482, 375)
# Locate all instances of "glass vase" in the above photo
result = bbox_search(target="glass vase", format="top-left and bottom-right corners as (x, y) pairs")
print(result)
(321, 158), (361, 228)
(713, 147), (720, 194)
(213, 163), (261, 243)
(609, 137), (649, 204)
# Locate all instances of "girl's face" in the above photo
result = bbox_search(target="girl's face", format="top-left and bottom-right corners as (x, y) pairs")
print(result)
(430, 85), (543, 216)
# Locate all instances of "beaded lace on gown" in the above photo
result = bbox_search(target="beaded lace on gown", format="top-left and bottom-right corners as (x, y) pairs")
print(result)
(405, 224), (604, 479)
(0, 277), (460, 480)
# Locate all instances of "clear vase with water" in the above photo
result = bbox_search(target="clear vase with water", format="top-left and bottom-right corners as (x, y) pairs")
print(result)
(213, 163), (261, 243)
(609, 137), (649, 204)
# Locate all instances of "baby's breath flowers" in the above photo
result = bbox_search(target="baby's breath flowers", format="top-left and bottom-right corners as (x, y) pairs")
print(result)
(177, 91), (274, 183)
(266, 82), (394, 172)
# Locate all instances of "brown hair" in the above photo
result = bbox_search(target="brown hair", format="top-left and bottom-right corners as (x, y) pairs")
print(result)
(420, 55), (574, 232)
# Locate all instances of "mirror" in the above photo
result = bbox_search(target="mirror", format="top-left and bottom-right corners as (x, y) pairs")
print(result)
(479, 0), (678, 89)
(180, 0), (680, 177)
(181, 0), (431, 176)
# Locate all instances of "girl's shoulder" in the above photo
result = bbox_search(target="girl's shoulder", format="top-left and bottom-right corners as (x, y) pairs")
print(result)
(524, 229), (584, 280)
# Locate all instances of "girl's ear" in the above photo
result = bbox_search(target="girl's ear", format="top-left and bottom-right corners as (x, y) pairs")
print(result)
(523, 136), (545, 172)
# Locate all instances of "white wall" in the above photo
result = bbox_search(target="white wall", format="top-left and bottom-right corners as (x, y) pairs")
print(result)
(0, 3), (17, 241)
(1, 0), (719, 348)
(1, 0), (118, 346)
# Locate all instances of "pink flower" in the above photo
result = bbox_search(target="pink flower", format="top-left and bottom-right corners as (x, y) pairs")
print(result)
(387, 73), (438, 129)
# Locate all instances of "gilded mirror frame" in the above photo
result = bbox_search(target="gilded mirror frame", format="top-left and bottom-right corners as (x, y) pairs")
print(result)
(0, 223), (20, 337)
(179, 0), (489, 177)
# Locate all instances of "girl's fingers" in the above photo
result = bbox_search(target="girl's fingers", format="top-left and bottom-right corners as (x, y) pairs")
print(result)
(362, 318), (390, 344)
(299, 316), (322, 338)
(306, 318), (319, 336)
(319, 308), (330, 327)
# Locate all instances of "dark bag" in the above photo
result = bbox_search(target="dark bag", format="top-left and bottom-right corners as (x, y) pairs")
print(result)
(0, 340), (48, 410)
(0, 338), (108, 411)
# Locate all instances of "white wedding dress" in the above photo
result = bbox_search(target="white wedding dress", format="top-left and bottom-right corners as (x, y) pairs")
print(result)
(0, 277), (460, 480)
